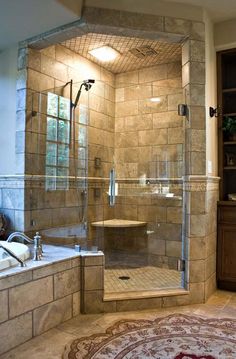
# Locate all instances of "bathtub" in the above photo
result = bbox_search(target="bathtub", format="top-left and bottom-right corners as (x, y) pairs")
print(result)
(41, 224), (87, 245)
(0, 241), (30, 271)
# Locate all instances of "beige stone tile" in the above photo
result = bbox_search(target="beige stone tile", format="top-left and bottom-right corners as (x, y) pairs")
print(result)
(116, 100), (139, 117)
(186, 84), (205, 106)
(190, 40), (205, 63)
(72, 292), (81, 317)
(116, 71), (138, 88)
(9, 277), (53, 318)
(84, 266), (104, 291)
(166, 241), (182, 257)
(189, 282), (205, 304)
(116, 297), (162, 312)
(105, 84), (115, 102)
(148, 239), (166, 255)
(153, 77), (182, 89)
(0, 327), (76, 359)
(0, 312), (32, 355)
(139, 64), (167, 83)
(138, 205), (166, 222)
(190, 21), (205, 41)
(205, 253), (216, 280)
(125, 114), (152, 131)
(139, 129), (167, 146)
(82, 290), (104, 314)
(188, 237), (207, 260)
(152, 144), (183, 161)
(167, 207), (182, 224)
(124, 84), (152, 101)
(189, 214), (207, 237)
(33, 295), (72, 336)
(206, 232), (217, 257)
(204, 274), (217, 301)
(54, 267), (80, 300)
(188, 259), (205, 282)
(190, 62), (205, 85)
(82, 255), (104, 266)
(168, 127), (183, 144)
(40, 45), (56, 59)
(27, 69), (54, 92)
(167, 62), (182, 78)
(0, 270), (32, 290)
(168, 93), (183, 111)
(165, 17), (191, 36)
(115, 88), (124, 102)
(41, 54), (68, 82)
(33, 260), (72, 280)
(139, 96), (167, 114)
(0, 290), (8, 323)
(153, 85), (182, 97)
(28, 49), (41, 72)
(116, 131), (138, 147)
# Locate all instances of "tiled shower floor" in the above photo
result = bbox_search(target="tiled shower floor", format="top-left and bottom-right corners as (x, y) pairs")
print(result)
(104, 266), (182, 293)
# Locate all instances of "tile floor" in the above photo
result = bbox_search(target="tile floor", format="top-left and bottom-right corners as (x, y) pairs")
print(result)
(104, 266), (182, 292)
(1, 290), (236, 358)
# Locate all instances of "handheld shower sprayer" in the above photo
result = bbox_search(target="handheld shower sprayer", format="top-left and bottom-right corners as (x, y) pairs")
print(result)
(73, 79), (95, 108)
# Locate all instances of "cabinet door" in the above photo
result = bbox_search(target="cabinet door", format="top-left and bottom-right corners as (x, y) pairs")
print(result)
(217, 224), (236, 282)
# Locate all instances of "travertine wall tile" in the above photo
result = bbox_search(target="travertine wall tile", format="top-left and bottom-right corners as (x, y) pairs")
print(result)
(54, 267), (80, 299)
(9, 277), (53, 318)
(33, 295), (72, 336)
(0, 313), (32, 355)
(0, 290), (8, 323)
(84, 266), (104, 291)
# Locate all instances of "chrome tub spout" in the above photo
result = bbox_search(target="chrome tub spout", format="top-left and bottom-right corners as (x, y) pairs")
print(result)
(0, 243), (26, 267)
(6, 232), (43, 261)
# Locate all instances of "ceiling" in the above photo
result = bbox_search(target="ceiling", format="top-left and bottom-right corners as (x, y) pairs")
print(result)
(62, 33), (181, 74)
(161, 0), (236, 22)
(1, 0), (236, 52)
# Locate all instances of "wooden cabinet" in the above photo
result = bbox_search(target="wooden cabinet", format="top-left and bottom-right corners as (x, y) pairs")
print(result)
(217, 204), (236, 290)
(217, 49), (236, 291)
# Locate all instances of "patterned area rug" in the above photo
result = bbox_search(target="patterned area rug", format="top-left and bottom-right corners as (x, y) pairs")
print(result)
(63, 314), (236, 359)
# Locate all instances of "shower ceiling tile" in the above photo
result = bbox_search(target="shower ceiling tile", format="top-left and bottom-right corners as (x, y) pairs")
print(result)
(61, 33), (182, 74)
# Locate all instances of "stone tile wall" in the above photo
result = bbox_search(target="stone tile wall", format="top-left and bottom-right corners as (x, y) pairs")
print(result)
(0, 252), (104, 356)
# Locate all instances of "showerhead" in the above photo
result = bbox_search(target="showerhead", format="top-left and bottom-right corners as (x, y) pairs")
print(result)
(73, 79), (95, 108)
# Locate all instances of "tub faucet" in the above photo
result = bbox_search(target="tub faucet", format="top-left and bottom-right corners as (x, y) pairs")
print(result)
(6, 232), (43, 261)
(0, 243), (26, 267)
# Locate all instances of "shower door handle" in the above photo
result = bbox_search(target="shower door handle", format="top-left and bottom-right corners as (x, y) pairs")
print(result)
(109, 168), (116, 207)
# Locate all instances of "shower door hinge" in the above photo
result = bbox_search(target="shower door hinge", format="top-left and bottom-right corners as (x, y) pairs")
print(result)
(177, 259), (185, 272)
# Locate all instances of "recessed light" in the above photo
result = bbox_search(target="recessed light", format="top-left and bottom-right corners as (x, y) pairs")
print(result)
(88, 46), (120, 62)
(150, 97), (161, 103)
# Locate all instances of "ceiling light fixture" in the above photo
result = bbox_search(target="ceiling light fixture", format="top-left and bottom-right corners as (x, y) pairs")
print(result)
(88, 45), (120, 62)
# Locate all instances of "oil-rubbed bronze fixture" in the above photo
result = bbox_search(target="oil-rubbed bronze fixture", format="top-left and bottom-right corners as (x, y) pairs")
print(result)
(209, 106), (220, 117)
(178, 104), (188, 116)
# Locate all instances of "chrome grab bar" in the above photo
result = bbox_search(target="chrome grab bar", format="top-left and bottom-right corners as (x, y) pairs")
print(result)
(109, 168), (116, 206)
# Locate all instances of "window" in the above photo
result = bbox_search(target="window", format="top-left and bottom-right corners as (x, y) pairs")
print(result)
(46, 92), (70, 190)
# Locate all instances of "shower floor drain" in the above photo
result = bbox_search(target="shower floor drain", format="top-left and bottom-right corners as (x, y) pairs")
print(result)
(119, 276), (130, 280)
